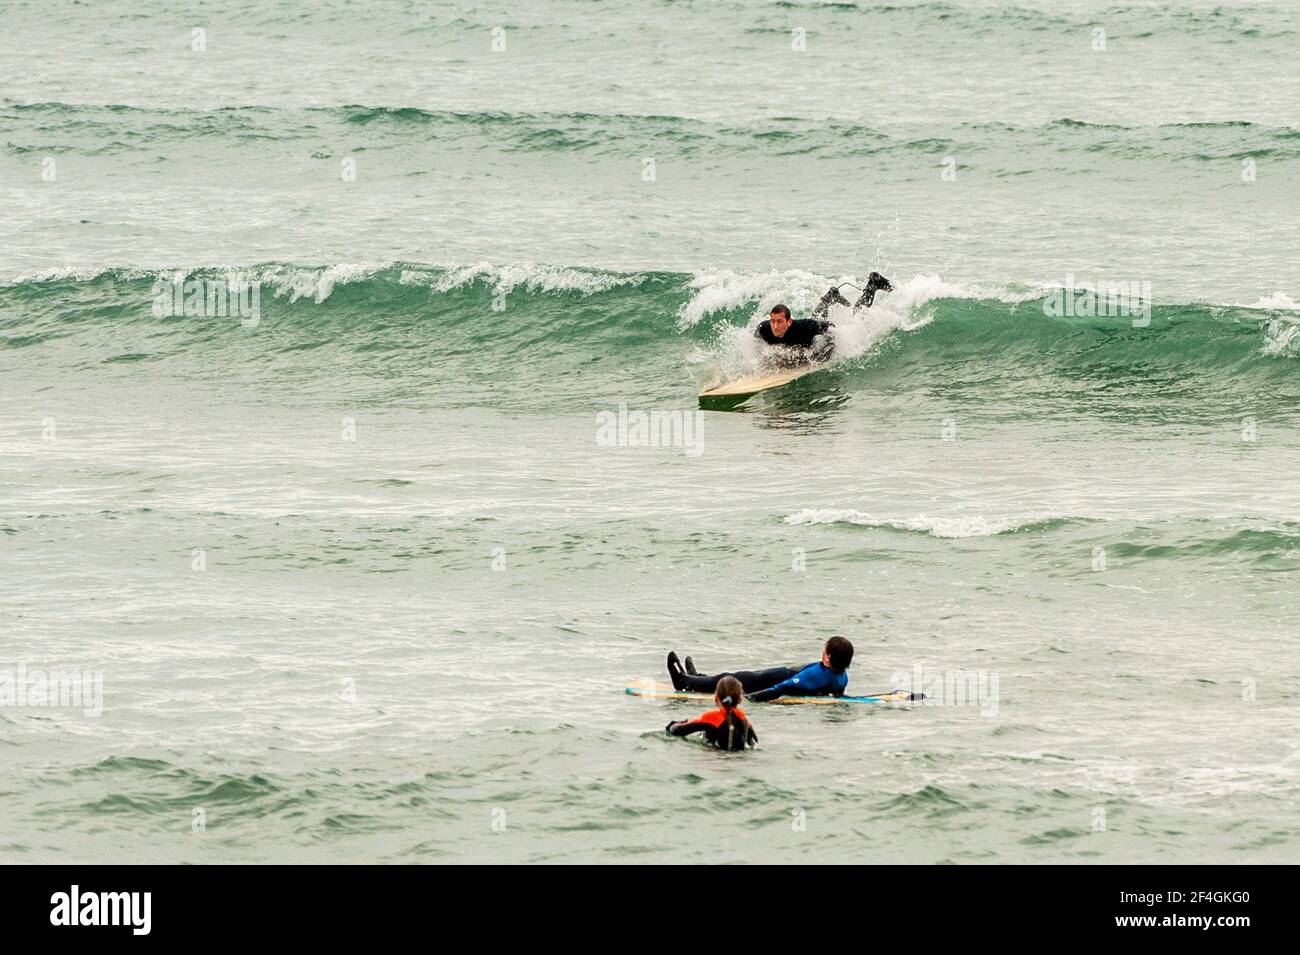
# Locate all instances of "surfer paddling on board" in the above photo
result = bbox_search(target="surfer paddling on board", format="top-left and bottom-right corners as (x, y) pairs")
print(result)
(756, 304), (834, 365)
(755, 272), (894, 366)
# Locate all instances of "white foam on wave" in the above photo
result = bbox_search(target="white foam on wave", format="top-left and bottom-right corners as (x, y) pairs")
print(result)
(11, 265), (151, 284)
(259, 262), (394, 303)
(1238, 292), (1300, 311)
(1261, 315), (1300, 357)
(678, 269), (1027, 330)
(1218, 291), (1300, 356)
(1206, 290), (1300, 357)
(6, 261), (644, 303)
(677, 268), (831, 329)
(784, 509), (1033, 539)
(10, 263), (397, 303)
(420, 261), (647, 296)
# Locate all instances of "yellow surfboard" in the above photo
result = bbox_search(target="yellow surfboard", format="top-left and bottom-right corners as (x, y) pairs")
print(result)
(697, 363), (823, 409)
(625, 681), (918, 706)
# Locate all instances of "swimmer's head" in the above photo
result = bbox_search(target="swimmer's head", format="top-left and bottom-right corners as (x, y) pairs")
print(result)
(715, 675), (744, 710)
(823, 636), (854, 672)
(768, 304), (792, 338)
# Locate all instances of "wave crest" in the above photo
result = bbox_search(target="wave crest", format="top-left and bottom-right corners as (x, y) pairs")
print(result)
(782, 510), (1075, 539)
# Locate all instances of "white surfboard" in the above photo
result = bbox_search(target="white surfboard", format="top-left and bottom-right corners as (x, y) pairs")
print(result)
(698, 363), (823, 408)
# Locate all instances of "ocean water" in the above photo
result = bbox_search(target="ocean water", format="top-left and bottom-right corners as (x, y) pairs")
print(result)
(1, 0), (1299, 864)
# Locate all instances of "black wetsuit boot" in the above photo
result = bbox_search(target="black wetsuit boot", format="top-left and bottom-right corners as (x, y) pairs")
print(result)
(666, 652), (685, 689)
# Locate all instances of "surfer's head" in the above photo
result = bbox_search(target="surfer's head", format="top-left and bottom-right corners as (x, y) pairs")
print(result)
(715, 675), (744, 710)
(823, 636), (854, 672)
(768, 304), (792, 338)
(714, 675), (752, 752)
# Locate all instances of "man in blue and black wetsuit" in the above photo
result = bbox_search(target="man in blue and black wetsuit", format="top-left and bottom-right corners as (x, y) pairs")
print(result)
(666, 637), (854, 702)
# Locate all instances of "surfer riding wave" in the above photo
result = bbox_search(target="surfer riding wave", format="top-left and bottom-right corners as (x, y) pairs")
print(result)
(755, 271), (893, 367)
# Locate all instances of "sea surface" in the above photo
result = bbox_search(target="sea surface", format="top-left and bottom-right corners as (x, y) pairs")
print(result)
(1, 0), (1298, 864)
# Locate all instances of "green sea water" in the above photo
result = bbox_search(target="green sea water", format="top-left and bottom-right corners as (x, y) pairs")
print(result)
(1, 1), (1299, 863)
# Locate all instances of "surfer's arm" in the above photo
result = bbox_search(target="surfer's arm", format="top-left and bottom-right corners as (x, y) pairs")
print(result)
(748, 679), (797, 703)
(750, 663), (837, 702)
(666, 719), (709, 737)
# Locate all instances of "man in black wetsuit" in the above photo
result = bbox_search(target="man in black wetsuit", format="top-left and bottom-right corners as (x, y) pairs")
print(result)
(755, 303), (834, 365)
(754, 272), (893, 366)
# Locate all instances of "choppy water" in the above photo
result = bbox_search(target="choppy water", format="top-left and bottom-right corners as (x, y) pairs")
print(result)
(2, 0), (1299, 863)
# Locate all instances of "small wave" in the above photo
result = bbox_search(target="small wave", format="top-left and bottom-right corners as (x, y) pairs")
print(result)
(12, 265), (151, 285)
(875, 784), (969, 817)
(1261, 316), (1300, 357)
(5, 261), (1299, 391)
(1, 260), (651, 304)
(783, 510), (1075, 539)
(7, 262), (394, 304)
(1239, 292), (1300, 311)
(259, 262), (395, 303)
(417, 261), (649, 297)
